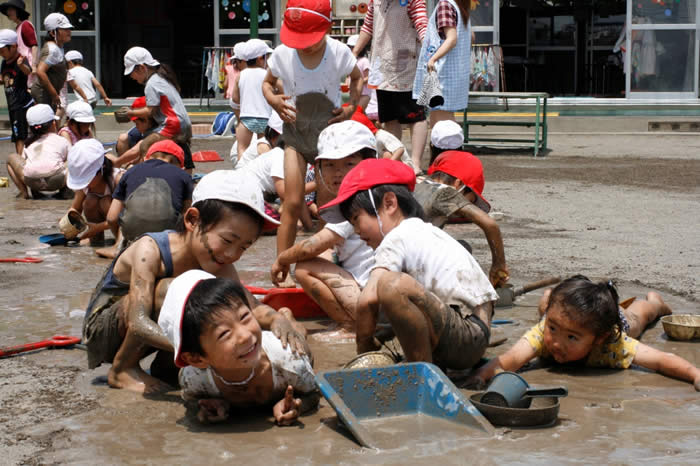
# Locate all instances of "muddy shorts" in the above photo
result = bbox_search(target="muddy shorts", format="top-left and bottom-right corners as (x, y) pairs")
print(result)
(24, 169), (66, 192)
(83, 294), (125, 369)
(120, 178), (178, 243)
(431, 298), (490, 370)
(376, 90), (426, 124)
(283, 92), (336, 164)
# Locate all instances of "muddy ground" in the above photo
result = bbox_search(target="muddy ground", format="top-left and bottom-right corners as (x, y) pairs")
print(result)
(0, 128), (699, 464)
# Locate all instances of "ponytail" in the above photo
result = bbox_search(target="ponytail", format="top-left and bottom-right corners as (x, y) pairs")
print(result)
(153, 63), (181, 93)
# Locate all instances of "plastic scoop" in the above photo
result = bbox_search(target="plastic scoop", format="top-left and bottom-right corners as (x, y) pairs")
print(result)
(481, 371), (568, 409)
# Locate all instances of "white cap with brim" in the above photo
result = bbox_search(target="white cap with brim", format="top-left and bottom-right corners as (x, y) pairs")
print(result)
(347, 34), (359, 47)
(267, 110), (283, 135)
(0, 28), (17, 48)
(245, 38), (273, 60)
(191, 170), (280, 231)
(66, 138), (109, 190)
(64, 50), (83, 62)
(430, 120), (464, 150)
(232, 42), (246, 60)
(316, 120), (376, 161)
(66, 100), (95, 123)
(26, 104), (55, 126)
(158, 270), (216, 368)
(43, 12), (73, 31)
(123, 46), (160, 75)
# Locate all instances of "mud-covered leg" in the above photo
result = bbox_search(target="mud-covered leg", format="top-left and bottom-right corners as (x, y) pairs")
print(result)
(623, 292), (673, 339)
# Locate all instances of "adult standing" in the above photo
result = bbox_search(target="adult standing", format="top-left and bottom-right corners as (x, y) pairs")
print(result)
(353, 0), (429, 175)
(30, 12), (72, 111)
(0, 0), (38, 88)
(413, 0), (472, 126)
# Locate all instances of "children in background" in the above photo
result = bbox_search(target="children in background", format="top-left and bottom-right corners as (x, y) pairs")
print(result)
(428, 119), (464, 165)
(83, 170), (307, 393)
(65, 50), (112, 108)
(7, 104), (70, 199)
(159, 271), (318, 425)
(226, 42), (247, 118)
(233, 110), (284, 169)
(351, 105), (412, 169)
(97, 139), (193, 259)
(123, 46), (195, 172)
(30, 13), (72, 111)
(59, 100), (94, 145)
(114, 96), (158, 164)
(233, 39), (273, 161)
(345, 34), (371, 110)
(0, 28), (33, 154)
(414, 150), (508, 287)
(320, 159), (498, 368)
(65, 138), (120, 245)
(0, 0), (39, 88)
(272, 121), (377, 335)
(473, 275), (700, 391)
(262, 0), (363, 271)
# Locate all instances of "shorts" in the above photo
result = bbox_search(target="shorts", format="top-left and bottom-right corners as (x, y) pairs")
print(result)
(240, 116), (269, 134)
(376, 90), (426, 124)
(283, 92), (336, 164)
(83, 294), (125, 369)
(9, 106), (29, 142)
(431, 298), (490, 370)
(127, 126), (144, 148)
(24, 169), (66, 192)
(120, 177), (178, 242)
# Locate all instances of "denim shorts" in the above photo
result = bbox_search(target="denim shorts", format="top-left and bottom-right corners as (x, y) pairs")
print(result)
(240, 117), (269, 134)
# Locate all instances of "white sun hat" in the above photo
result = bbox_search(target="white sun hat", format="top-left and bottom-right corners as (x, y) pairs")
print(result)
(430, 120), (464, 150)
(192, 170), (280, 231)
(316, 120), (376, 160)
(66, 100), (95, 123)
(157, 269), (217, 368)
(44, 12), (73, 31)
(123, 46), (160, 75)
(0, 29), (17, 48)
(64, 50), (83, 62)
(245, 38), (273, 60)
(66, 138), (109, 190)
(267, 110), (283, 135)
(346, 34), (359, 47)
(26, 104), (55, 126)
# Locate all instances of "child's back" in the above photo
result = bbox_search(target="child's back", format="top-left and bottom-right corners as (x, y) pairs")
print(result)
(67, 64), (96, 103)
(238, 67), (271, 119)
(22, 132), (69, 178)
(240, 146), (285, 196)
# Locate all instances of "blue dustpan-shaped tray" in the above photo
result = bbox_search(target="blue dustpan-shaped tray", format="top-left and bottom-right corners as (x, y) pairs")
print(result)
(316, 362), (494, 449)
(39, 233), (78, 246)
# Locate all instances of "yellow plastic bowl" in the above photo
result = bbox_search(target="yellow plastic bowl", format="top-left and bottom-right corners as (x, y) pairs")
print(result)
(661, 315), (700, 341)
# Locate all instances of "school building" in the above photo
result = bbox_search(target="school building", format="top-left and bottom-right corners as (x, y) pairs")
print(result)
(1, 0), (698, 107)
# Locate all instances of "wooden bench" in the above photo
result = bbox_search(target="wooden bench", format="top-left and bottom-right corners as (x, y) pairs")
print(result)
(461, 91), (549, 157)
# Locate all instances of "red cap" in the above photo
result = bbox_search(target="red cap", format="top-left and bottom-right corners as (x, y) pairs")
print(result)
(350, 106), (377, 134)
(130, 96), (147, 121)
(319, 159), (416, 223)
(427, 151), (490, 212)
(146, 139), (185, 168)
(281, 0), (332, 49)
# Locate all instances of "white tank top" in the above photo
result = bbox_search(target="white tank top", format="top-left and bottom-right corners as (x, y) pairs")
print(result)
(238, 67), (272, 119)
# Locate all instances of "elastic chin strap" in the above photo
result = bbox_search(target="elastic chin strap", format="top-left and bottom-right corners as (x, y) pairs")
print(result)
(368, 188), (385, 237)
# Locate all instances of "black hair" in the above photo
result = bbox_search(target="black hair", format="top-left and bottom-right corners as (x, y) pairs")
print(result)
(144, 63), (181, 93)
(339, 184), (425, 222)
(430, 144), (447, 165)
(69, 59), (83, 66)
(246, 57), (259, 67)
(176, 198), (264, 235)
(180, 278), (250, 356)
(429, 171), (459, 186)
(264, 126), (280, 144)
(100, 154), (114, 186)
(546, 275), (623, 342)
(25, 120), (54, 146)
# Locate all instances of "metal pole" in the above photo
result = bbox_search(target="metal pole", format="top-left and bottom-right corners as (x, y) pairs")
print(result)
(250, 0), (259, 38)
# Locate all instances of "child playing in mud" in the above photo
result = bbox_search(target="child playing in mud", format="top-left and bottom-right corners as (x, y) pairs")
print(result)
(262, 0), (362, 285)
(83, 170), (308, 393)
(351, 106), (412, 169)
(59, 100), (94, 145)
(428, 119), (464, 165)
(271, 121), (377, 335)
(414, 150), (509, 287)
(320, 159), (499, 368)
(112, 97), (158, 168)
(159, 270), (318, 425)
(473, 275), (700, 391)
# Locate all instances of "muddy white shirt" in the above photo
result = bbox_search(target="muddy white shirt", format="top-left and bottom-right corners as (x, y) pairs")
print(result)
(371, 217), (498, 317)
(325, 221), (375, 287)
(179, 331), (316, 401)
(239, 147), (285, 195)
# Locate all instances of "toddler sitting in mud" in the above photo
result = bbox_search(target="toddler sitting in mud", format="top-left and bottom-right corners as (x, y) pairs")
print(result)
(159, 270), (319, 425)
(320, 159), (499, 369)
(82, 170), (307, 393)
(473, 275), (700, 391)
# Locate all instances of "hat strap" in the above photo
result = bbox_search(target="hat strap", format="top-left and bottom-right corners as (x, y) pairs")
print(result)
(287, 7), (331, 22)
(368, 188), (385, 237)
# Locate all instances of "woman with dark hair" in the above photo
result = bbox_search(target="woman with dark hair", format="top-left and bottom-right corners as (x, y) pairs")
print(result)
(0, 0), (39, 87)
(30, 12), (72, 111)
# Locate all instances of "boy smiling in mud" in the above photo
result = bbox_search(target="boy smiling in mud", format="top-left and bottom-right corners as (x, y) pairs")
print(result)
(83, 171), (307, 393)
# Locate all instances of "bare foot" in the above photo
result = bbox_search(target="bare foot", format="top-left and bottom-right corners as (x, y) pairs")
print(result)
(107, 366), (172, 394)
(95, 244), (119, 259)
(309, 323), (355, 343)
(646, 291), (672, 318)
(277, 274), (297, 289)
(537, 288), (552, 318)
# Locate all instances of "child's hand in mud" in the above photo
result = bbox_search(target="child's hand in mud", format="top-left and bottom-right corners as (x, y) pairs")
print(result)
(270, 259), (290, 287)
(489, 264), (510, 288)
(694, 375), (700, 392)
(197, 398), (231, 424)
(328, 104), (355, 124)
(273, 386), (302, 426)
(269, 94), (296, 123)
(271, 314), (309, 356)
(78, 222), (103, 241)
(462, 374), (487, 391)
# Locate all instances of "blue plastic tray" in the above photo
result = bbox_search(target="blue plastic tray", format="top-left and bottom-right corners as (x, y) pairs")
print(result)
(316, 362), (494, 449)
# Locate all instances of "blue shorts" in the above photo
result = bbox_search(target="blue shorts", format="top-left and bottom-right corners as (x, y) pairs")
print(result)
(127, 126), (144, 148)
(240, 117), (269, 134)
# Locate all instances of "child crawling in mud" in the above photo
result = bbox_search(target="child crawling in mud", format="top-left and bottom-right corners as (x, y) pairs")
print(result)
(473, 275), (700, 391)
(83, 170), (307, 393)
(320, 159), (499, 369)
(159, 270), (319, 425)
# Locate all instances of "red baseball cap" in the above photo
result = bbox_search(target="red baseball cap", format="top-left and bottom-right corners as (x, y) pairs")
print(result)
(146, 139), (185, 168)
(130, 96), (147, 121)
(320, 159), (416, 223)
(280, 0), (332, 49)
(427, 150), (490, 213)
(350, 106), (377, 134)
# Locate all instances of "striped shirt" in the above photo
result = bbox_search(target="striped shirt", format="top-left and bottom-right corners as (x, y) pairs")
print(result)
(360, 0), (428, 42)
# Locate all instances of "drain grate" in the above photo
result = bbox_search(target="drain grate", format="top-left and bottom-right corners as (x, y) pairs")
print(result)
(648, 121), (700, 132)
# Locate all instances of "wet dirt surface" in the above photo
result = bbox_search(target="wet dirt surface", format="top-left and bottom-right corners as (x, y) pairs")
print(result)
(1, 132), (699, 464)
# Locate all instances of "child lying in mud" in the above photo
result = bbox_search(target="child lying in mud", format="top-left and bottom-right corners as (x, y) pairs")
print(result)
(83, 170), (307, 393)
(320, 159), (499, 369)
(159, 270), (319, 425)
(473, 275), (700, 391)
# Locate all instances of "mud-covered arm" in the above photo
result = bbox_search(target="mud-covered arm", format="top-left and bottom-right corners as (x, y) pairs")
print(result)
(126, 237), (173, 351)
(471, 338), (537, 388)
(633, 343), (700, 391)
(355, 268), (385, 354)
(275, 229), (342, 268)
(456, 203), (508, 287)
